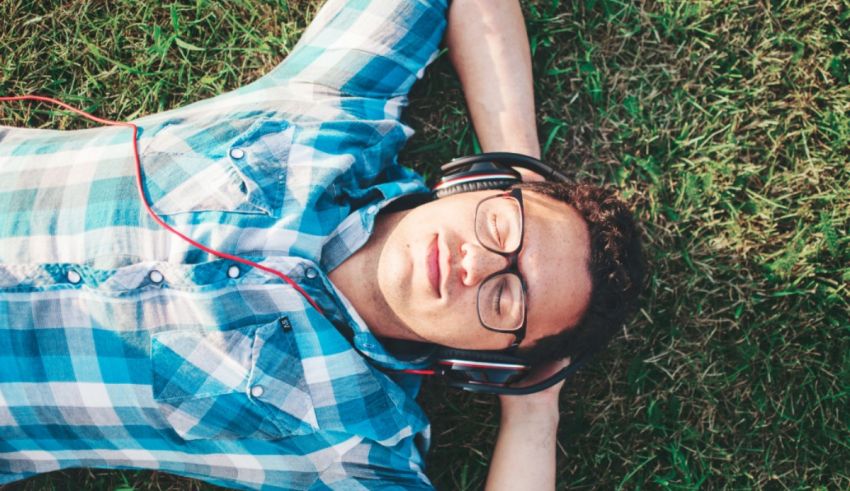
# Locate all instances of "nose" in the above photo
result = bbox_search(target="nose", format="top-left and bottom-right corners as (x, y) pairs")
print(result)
(459, 242), (509, 286)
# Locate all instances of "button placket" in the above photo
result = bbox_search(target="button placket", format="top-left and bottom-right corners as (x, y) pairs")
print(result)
(66, 270), (82, 284)
(149, 270), (164, 284)
(250, 385), (265, 398)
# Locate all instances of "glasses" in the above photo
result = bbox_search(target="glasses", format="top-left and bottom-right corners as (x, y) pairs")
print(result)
(473, 188), (527, 349)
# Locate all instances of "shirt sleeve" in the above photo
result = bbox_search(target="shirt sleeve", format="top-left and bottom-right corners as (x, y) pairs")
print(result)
(254, 0), (449, 99)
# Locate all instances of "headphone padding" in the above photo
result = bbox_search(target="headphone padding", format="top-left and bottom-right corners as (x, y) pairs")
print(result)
(435, 347), (528, 366)
(433, 177), (519, 199)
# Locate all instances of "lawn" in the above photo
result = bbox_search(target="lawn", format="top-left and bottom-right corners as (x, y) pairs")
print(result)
(1, 0), (848, 489)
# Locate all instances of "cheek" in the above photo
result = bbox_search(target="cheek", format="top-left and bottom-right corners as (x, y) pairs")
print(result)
(439, 299), (484, 340)
(407, 297), (476, 339)
(424, 194), (479, 220)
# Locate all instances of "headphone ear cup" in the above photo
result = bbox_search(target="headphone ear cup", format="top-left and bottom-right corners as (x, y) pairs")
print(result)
(431, 157), (522, 199)
(433, 176), (520, 199)
(432, 348), (531, 389)
(435, 347), (527, 365)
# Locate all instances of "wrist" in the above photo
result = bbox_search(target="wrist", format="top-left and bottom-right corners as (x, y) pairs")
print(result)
(500, 409), (559, 436)
(499, 395), (560, 426)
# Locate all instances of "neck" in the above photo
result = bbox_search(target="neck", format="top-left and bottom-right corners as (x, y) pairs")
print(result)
(328, 210), (425, 343)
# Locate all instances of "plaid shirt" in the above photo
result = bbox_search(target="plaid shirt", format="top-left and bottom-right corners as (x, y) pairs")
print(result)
(0, 0), (447, 489)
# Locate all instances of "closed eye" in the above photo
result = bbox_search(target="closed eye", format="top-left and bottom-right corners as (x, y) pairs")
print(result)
(491, 279), (505, 315)
(489, 213), (502, 248)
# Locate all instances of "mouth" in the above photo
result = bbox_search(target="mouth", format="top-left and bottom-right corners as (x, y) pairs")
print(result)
(427, 235), (441, 298)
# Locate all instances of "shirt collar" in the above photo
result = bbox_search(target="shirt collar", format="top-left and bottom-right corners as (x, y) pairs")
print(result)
(317, 272), (434, 370)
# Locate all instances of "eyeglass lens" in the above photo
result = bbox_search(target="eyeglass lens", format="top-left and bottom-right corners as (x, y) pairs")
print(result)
(474, 195), (522, 253)
(474, 195), (525, 332)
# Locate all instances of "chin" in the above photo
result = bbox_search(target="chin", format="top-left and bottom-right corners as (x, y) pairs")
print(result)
(377, 249), (410, 308)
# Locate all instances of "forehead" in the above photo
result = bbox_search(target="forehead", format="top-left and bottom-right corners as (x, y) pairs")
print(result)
(519, 191), (592, 344)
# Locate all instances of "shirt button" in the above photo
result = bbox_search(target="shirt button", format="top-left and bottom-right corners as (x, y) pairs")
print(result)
(305, 267), (318, 279)
(250, 385), (265, 398)
(67, 270), (82, 284)
(229, 148), (245, 159)
(227, 265), (241, 279)
(366, 205), (378, 215)
(149, 270), (164, 284)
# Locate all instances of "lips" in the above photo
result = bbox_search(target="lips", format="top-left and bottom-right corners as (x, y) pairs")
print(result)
(427, 235), (441, 298)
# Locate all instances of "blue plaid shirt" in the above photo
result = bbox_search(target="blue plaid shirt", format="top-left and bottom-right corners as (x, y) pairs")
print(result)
(0, 0), (448, 488)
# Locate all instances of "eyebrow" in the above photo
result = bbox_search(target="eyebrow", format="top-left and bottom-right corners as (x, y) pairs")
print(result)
(519, 229), (532, 319)
(522, 257), (533, 323)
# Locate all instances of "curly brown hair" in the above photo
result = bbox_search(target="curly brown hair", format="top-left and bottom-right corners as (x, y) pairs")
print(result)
(512, 181), (645, 363)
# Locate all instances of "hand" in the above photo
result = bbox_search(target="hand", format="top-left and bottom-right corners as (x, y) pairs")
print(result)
(499, 357), (570, 413)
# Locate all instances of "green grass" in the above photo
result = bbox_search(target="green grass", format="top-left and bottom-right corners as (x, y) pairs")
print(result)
(2, 0), (849, 489)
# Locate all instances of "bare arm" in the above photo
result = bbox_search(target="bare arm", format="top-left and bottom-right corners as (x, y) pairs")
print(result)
(446, 0), (545, 181)
(487, 400), (560, 490)
(485, 361), (567, 491)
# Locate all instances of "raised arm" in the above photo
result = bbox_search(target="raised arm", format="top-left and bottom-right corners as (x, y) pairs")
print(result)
(446, 0), (544, 181)
(485, 361), (568, 491)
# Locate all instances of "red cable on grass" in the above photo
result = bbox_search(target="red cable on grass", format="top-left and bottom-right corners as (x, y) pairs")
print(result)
(0, 95), (324, 315)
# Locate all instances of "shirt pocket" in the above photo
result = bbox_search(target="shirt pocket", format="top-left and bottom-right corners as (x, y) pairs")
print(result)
(141, 115), (293, 217)
(150, 318), (318, 441)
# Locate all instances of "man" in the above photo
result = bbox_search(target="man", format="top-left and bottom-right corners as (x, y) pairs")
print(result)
(0, 0), (642, 489)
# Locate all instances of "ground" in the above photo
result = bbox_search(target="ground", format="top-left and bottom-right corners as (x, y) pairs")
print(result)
(1, 0), (848, 489)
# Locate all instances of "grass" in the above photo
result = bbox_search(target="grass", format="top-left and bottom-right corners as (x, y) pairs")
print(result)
(2, 0), (849, 489)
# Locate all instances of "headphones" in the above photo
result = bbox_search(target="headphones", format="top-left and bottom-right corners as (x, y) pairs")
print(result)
(411, 152), (589, 395)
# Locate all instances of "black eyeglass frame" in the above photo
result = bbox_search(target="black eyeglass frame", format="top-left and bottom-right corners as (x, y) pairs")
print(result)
(473, 188), (528, 350)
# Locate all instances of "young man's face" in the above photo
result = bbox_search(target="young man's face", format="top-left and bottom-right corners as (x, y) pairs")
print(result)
(376, 189), (592, 351)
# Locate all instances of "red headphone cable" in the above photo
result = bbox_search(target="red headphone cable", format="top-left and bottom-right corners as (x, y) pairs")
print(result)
(0, 95), (324, 315)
